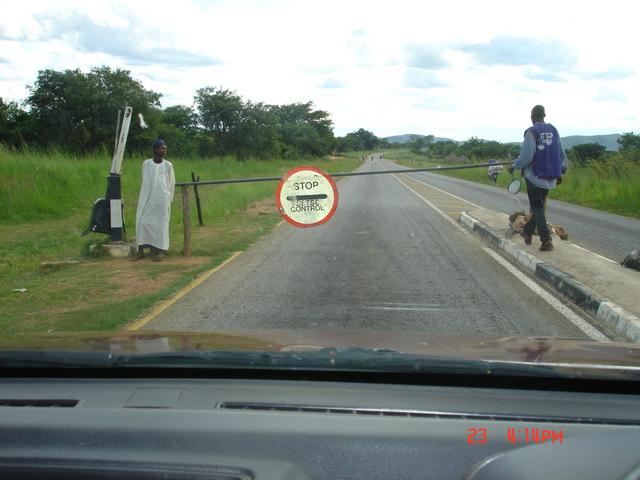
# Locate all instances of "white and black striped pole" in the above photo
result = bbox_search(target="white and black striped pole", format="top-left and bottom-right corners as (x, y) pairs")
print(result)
(107, 107), (132, 242)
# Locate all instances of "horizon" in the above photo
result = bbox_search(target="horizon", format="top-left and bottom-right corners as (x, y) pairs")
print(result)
(382, 132), (624, 145)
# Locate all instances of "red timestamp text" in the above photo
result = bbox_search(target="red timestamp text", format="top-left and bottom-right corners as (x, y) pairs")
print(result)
(467, 427), (564, 445)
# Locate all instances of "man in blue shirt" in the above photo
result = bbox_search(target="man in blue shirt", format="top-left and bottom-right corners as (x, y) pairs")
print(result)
(509, 105), (567, 251)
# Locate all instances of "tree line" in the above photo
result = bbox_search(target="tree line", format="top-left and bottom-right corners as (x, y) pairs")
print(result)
(0, 67), (383, 158)
(566, 135), (640, 165)
(3, 66), (638, 163)
(402, 134), (520, 161)
(404, 133), (640, 164)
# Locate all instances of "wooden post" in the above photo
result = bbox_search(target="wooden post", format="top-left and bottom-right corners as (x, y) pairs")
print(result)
(181, 185), (191, 257)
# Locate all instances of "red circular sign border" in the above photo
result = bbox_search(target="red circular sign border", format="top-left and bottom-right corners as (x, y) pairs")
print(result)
(275, 165), (339, 228)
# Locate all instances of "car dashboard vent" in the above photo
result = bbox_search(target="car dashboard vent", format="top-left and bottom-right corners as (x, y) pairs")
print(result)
(219, 402), (640, 426)
(0, 399), (78, 408)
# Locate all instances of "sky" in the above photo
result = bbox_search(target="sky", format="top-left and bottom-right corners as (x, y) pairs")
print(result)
(1, 0), (638, 142)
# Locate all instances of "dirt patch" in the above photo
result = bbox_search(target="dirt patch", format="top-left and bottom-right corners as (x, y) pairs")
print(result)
(245, 197), (276, 216)
(74, 256), (209, 299)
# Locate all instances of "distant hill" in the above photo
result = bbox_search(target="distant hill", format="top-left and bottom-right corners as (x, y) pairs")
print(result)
(385, 133), (622, 151)
(385, 134), (457, 144)
(560, 134), (621, 151)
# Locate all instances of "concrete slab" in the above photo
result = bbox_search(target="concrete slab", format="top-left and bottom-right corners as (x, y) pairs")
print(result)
(103, 242), (137, 258)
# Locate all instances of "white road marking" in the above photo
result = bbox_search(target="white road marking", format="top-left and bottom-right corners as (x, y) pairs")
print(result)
(392, 174), (609, 342)
(362, 306), (448, 312)
(482, 247), (609, 341)
(392, 175), (473, 233)
(385, 162), (484, 209)
(377, 302), (445, 307)
(408, 174), (484, 209)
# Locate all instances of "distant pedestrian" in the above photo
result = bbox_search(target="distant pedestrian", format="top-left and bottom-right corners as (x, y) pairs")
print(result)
(487, 161), (501, 184)
(509, 105), (567, 251)
(133, 139), (175, 261)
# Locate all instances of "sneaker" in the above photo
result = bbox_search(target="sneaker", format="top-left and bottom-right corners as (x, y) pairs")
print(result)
(153, 252), (166, 262)
(521, 232), (532, 245)
(540, 240), (554, 251)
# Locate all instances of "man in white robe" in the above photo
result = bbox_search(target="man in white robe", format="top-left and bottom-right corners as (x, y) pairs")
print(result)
(133, 139), (175, 261)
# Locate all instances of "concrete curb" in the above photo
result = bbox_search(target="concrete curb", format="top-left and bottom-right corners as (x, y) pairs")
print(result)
(460, 211), (640, 343)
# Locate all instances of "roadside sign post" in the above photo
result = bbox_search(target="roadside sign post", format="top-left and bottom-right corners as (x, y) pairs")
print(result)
(276, 166), (339, 228)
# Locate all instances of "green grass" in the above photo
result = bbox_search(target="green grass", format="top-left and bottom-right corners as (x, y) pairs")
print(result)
(386, 149), (640, 219)
(0, 147), (362, 333)
(0, 145), (360, 225)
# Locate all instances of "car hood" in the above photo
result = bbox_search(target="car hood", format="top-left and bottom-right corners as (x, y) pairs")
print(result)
(0, 329), (638, 368)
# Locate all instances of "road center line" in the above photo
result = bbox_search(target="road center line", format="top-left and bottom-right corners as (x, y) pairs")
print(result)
(392, 174), (608, 342)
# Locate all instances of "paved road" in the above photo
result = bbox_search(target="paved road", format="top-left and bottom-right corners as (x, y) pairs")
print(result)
(145, 158), (593, 339)
(391, 160), (639, 262)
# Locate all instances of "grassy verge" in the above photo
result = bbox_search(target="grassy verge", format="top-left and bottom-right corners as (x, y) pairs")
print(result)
(386, 148), (640, 219)
(0, 148), (362, 333)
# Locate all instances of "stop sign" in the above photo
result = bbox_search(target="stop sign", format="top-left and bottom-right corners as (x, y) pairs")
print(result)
(276, 166), (339, 228)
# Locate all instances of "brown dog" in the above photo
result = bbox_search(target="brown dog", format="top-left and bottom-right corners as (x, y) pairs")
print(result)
(508, 211), (568, 240)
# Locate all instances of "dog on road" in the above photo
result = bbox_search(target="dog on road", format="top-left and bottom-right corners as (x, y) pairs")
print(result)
(508, 211), (569, 240)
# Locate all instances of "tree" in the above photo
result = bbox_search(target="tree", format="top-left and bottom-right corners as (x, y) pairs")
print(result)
(569, 143), (607, 164)
(194, 87), (244, 156)
(334, 134), (360, 153)
(236, 102), (281, 159)
(457, 137), (512, 160)
(162, 105), (198, 133)
(25, 67), (162, 152)
(333, 128), (382, 153)
(271, 102), (334, 157)
(617, 132), (640, 151)
(155, 105), (202, 157)
(16, 66), (342, 159)
(617, 132), (640, 162)
(428, 140), (458, 158)
(350, 128), (379, 150)
(0, 98), (35, 148)
(410, 135), (434, 154)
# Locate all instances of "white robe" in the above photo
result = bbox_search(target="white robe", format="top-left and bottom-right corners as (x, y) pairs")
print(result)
(135, 158), (175, 250)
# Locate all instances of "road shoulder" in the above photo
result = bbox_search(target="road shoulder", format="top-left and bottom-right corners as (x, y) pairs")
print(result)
(460, 208), (640, 343)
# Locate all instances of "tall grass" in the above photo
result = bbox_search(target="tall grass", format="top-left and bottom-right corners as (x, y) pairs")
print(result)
(386, 148), (640, 219)
(556, 157), (640, 217)
(0, 145), (360, 226)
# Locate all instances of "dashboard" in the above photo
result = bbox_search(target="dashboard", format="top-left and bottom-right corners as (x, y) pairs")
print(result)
(1, 373), (640, 479)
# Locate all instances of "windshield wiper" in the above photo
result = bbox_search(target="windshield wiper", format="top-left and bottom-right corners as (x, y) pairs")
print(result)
(1, 348), (637, 382)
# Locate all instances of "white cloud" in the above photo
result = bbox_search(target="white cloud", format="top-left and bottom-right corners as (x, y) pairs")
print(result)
(404, 69), (447, 88)
(580, 68), (635, 81)
(0, 0), (639, 141)
(463, 36), (577, 70)
(320, 78), (346, 89)
(405, 45), (448, 70)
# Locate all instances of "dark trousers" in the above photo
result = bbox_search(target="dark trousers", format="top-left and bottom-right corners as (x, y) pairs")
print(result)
(523, 179), (551, 242)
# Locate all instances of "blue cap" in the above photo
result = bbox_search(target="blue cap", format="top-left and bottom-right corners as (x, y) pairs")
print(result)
(152, 139), (166, 150)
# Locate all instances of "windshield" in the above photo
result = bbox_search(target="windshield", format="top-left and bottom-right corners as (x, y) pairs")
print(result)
(1, 0), (640, 379)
